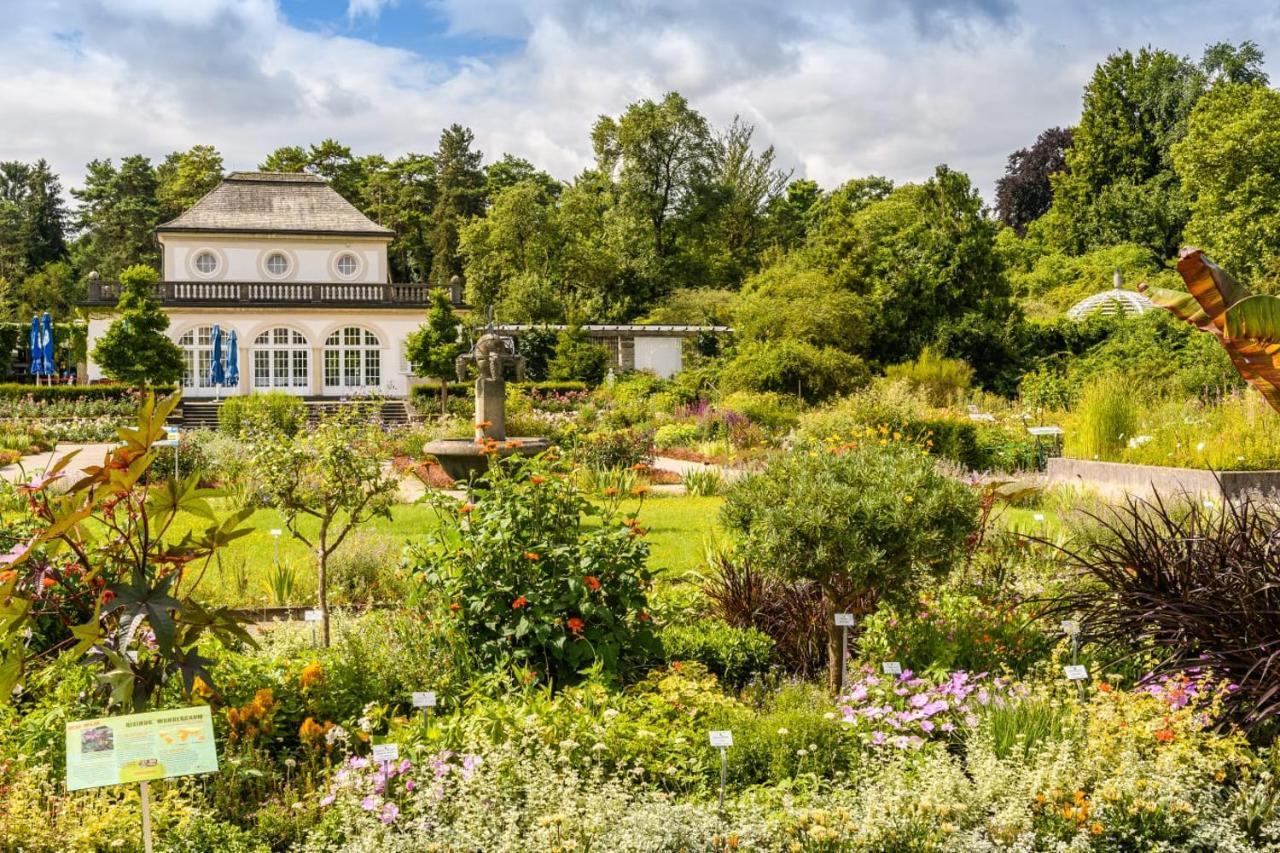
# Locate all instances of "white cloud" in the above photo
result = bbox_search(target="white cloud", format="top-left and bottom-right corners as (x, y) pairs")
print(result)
(0, 0), (1277, 205)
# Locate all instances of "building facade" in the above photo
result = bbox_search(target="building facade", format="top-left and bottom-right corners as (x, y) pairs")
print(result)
(85, 171), (443, 398)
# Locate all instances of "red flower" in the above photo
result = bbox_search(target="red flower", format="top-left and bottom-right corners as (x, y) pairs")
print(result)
(583, 575), (601, 592)
(512, 595), (528, 609)
(638, 611), (651, 622)
(101, 589), (116, 605)
(567, 617), (585, 634)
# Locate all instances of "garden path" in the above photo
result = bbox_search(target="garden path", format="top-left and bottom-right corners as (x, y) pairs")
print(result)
(0, 442), (116, 484)
(651, 454), (745, 483)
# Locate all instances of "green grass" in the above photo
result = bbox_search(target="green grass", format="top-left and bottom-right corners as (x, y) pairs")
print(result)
(171, 493), (725, 608)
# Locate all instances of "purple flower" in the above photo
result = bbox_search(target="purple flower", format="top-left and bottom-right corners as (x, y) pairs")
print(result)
(919, 720), (935, 733)
(361, 795), (379, 811)
(380, 802), (399, 824)
(870, 731), (887, 746)
(319, 794), (335, 807)
(909, 694), (929, 709)
(399, 758), (412, 774)
(405, 779), (416, 792)
(848, 685), (868, 703)
(940, 722), (956, 733)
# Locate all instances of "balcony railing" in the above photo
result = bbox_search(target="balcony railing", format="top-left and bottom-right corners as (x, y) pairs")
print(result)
(85, 280), (464, 309)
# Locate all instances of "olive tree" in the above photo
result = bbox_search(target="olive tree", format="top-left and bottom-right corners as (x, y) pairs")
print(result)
(721, 442), (978, 692)
(254, 406), (397, 646)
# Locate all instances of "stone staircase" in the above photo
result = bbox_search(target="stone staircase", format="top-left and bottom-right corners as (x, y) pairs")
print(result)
(180, 398), (412, 430)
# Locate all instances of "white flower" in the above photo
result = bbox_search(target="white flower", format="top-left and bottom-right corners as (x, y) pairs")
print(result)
(777, 727), (790, 735)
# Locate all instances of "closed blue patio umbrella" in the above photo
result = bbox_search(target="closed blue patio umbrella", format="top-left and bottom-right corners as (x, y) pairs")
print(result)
(27, 316), (41, 379)
(40, 313), (55, 381)
(209, 324), (225, 397)
(225, 329), (239, 388)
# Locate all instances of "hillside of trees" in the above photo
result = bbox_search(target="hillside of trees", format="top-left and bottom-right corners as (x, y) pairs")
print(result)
(2, 40), (1277, 397)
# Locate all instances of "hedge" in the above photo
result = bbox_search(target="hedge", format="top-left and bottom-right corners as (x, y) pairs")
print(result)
(409, 381), (588, 406)
(0, 383), (174, 401)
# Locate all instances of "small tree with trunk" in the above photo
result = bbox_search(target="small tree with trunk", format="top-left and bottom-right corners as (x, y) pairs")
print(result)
(254, 406), (397, 646)
(405, 288), (465, 415)
(721, 440), (977, 692)
(91, 264), (184, 387)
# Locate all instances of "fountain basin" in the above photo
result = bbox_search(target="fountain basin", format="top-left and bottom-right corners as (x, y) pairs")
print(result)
(422, 437), (551, 482)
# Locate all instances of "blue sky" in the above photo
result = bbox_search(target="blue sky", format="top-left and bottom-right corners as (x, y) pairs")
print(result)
(1, 1), (1277, 201)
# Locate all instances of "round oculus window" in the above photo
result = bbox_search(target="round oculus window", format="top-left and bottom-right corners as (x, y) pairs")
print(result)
(336, 253), (359, 277)
(193, 251), (218, 275)
(265, 252), (290, 277)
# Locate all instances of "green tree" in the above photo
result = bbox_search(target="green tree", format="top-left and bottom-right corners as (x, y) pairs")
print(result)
(460, 178), (562, 317)
(548, 324), (610, 385)
(429, 125), (486, 287)
(363, 153), (436, 282)
(722, 443), (978, 691)
(260, 139), (367, 205)
(72, 155), (163, 278)
(763, 178), (823, 252)
(253, 408), (397, 647)
(1173, 82), (1280, 289)
(155, 144), (224, 218)
(90, 264), (184, 386)
(406, 288), (465, 414)
(3, 260), (79, 322)
(0, 159), (68, 284)
(484, 153), (561, 202)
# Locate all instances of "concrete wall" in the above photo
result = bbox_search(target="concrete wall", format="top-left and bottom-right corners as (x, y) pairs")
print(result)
(1046, 457), (1280, 502)
(160, 234), (389, 284)
(86, 308), (423, 398)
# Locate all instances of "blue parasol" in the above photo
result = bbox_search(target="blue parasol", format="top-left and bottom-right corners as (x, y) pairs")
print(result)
(40, 313), (54, 378)
(225, 329), (239, 387)
(27, 316), (40, 377)
(209, 324), (225, 387)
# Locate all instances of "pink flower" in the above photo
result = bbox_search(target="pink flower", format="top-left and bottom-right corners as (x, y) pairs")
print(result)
(319, 794), (335, 807)
(919, 720), (935, 733)
(361, 795), (378, 811)
(380, 802), (399, 824)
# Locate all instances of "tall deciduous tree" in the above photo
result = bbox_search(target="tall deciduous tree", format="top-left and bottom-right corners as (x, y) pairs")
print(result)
(460, 178), (562, 318)
(90, 264), (184, 386)
(429, 124), (486, 287)
(994, 127), (1072, 233)
(1174, 82), (1280, 289)
(253, 408), (397, 647)
(156, 145), (224, 219)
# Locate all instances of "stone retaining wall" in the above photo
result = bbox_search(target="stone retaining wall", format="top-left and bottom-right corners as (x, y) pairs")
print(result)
(1046, 457), (1280, 501)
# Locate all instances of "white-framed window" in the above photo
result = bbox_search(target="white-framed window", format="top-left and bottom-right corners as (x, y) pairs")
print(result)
(177, 326), (229, 392)
(324, 326), (381, 389)
(264, 252), (291, 277)
(335, 252), (360, 278)
(193, 251), (219, 276)
(252, 327), (309, 393)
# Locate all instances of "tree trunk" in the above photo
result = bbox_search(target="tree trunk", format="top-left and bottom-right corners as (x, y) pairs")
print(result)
(318, 546), (331, 648)
(440, 378), (448, 417)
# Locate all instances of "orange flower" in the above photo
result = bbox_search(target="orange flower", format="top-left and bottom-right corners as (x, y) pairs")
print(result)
(512, 595), (529, 609)
(40, 576), (55, 588)
(531, 476), (546, 485)
(300, 661), (325, 690)
(475, 420), (492, 430)
(0, 570), (16, 584)
(638, 611), (651, 622)
(629, 484), (649, 497)
(449, 602), (461, 613)
(602, 487), (620, 497)
(459, 502), (475, 515)
(628, 463), (650, 472)
(1155, 728), (1176, 743)
(523, 551), (540, 561)
(567, 616), (585, 634)
(583, 575), (601, 592)
(1097, 682), (1113, 693)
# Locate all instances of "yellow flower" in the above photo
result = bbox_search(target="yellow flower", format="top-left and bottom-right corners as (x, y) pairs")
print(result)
(904, 495), (914, 503)
(300, 661), (324, 690)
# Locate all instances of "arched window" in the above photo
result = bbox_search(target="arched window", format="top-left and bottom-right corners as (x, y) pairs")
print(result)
(324, 326), (381, 390)
(176, 326), (229, 395)
(252, 327), (309, 393)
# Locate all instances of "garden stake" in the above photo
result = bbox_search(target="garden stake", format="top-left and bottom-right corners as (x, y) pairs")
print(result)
(718, 746), (727, 813)
(140, 780), (154, 853)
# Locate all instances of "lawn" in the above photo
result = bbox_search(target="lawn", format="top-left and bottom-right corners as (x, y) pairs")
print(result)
(171, 493), (725, 607)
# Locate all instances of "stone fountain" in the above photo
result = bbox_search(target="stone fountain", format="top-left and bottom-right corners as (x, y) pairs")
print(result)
(422, 314), (550, 481)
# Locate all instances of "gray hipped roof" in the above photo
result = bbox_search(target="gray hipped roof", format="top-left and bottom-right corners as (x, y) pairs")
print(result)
(156, 171), (393, 237)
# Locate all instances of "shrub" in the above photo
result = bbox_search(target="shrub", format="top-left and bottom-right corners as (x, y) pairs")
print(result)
(571, 427), (652, 470)
(548, 325), (610, 385)
(0, 383), (154, 401)
(1067, 374), (1137, 460)
(148, 429), (211, 483)
(719, 339), (870, 403)
(654, 422), (700, 449)
(660, 618), (774, 688)
(885, 346), (974, 406)
(722, 440), (979, 690)
(218, 391), (307, 438)
(327, 532), (407, 605)
(408, 453), (659, 685)
(682, 467), (724, 497)
(718, 391), (802, 432)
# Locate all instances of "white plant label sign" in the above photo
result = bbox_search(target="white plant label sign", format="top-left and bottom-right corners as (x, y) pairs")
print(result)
(371, 743), (399, 762)
(709, 730), (733, 748)
(412, 691), (437, 708)
(304, 609), (323, 622)
(1063, 665), (1089, 681)
(834, 613), (856, 627)
(882, 661), (903, 676)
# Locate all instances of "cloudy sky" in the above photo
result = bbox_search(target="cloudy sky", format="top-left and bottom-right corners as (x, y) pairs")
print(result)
(2, 0), (1277, 202)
